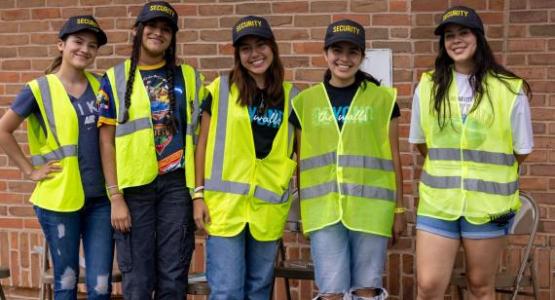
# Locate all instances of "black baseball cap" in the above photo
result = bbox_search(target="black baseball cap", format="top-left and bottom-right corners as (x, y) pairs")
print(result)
(434, 6), (484, 35)
(59, 15), (107, 46)
(324, 19), (366, 50)
(232, 16), (274, 46)
(136, 1), (179, 32)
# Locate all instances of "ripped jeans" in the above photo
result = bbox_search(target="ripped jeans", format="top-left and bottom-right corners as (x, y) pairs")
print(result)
(34, 196), (114, 300)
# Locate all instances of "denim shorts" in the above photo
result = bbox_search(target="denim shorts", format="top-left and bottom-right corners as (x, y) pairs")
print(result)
(309, 222), (388, 296)
(416, 215), (513, 240)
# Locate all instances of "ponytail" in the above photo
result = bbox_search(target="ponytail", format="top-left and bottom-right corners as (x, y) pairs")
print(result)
(44, 56), (62, 74)
(120, 23), (144, 124)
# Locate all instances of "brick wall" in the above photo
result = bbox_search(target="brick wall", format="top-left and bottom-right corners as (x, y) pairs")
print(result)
(0, 0), (554, 299)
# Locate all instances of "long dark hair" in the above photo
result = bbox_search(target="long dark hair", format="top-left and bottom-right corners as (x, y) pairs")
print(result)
(432, 28), (532, 129)
(120, 21), (179, 134)
(323, 46), (381, 88)
(229, 37), (284, 107)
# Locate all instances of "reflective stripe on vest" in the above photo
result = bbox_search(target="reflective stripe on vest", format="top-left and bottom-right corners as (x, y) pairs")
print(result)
(31, 76), (77, 166)
(421, 170), (518, 196)
(299, 151), (395, 201)
(428, 148), (516, 166)
(205, 76), (296, 204)
(31, 145), (78, 166)
(114, 63), (201, 144)
(186, 70), (202, 144)
(300, 152), (393, 171)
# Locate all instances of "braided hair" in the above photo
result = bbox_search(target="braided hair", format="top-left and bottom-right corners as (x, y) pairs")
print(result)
(120, 21), (179, 135)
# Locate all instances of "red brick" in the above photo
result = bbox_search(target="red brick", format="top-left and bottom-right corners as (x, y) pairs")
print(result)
(2, 9), (30, 21)
(94, 6), (126, 18)
(273, 28), (310, 41)
(293, 42), (322, 55)
(8, 206), (34, 217)
(351, 0), (388, 12)
(451, 0), (487, 9)
(0, 0), (15, 8)
(199, 57), (233, 69)
(272, 1), (309, 13)
(61, 7), (94, 18)
(293, 15), (330, 27)
(373, 14), (410, 26)
(267, 15), (293, 27)
(0, 218), (23, 229)
(199, 4), (233, 16)
(390, 1), (407, 12)
(510, 11), (548, 23)
(331, 14), (370, 25)
(30, 8), (59, 19)
(510, 0), (526, 9)
(47, 0), (78, 6)
(236, 2), (271, 15)
(0, 47), (18, 58)
(411, 0), (447, 11)
(530, 25), (555, 37)
(310, 1), (347, 13)
(530, 0), (555, 9)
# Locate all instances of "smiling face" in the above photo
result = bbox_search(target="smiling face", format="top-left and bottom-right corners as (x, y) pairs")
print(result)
(57, 31), (98, 70)
(444, 24), (477, 73)
(324, 41), (363, 87)
(237, 36), (274, 88)
(139, 19), (173, 58)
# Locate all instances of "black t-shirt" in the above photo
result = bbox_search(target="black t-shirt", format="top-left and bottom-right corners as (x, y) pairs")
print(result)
(289, 79), (401, 129)
(200, 89), (284, 159)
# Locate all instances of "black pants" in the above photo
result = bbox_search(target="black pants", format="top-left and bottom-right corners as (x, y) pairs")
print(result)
(114, 170), (195, 299)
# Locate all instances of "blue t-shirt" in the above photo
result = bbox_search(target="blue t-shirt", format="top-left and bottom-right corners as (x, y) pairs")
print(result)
(97, 63), (187, 174)
(11, 83), (106, 198)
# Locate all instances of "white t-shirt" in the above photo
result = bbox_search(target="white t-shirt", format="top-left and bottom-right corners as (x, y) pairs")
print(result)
(409, 72), (534, 155)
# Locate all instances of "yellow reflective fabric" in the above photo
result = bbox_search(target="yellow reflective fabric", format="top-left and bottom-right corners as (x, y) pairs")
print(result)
(27, 72), (100, 212)
(418, 71), (522, 224)
(203, 76), (297, 241)
(106, 60), (203, 189)
(293, 82), (397, 237)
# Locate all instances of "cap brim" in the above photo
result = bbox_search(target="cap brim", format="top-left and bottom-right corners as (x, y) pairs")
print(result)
(233, 30), (274, 46)
(324, 36), (364, 50)
(434, 20), (482, 35)
(136, 15), (178, 31)
(60, 28), (108, 46)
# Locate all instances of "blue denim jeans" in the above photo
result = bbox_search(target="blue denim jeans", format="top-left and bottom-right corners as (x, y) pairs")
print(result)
(206, 226), (278, 300)
(310, 222), (388, 298)
(34, 196), (114, 300)
(114, 169), (195, 299)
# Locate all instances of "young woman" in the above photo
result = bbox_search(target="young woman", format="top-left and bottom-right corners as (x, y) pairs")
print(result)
(97, 1), (205, 298)
(409, 6), (533, 300)
(0, 16), (112, 299)
(193, 15), (299, 300)
(290, 19), (405, 300)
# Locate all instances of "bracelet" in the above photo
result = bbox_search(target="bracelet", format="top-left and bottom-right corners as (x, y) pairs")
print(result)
(192, 191), (204, 200)
(394, 207), (407, 214)
(109, 192), (123, 200)
(194, 186), (205, 193)
(106, 185), (119, 190)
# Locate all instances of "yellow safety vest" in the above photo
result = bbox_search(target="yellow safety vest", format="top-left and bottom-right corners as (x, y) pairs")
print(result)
(418, 71), (522, 224)
(105, 60), (204, 189)
(204, 76), (299, 241)
(27, 72), (101, 212)
(292, 82), (397, 237)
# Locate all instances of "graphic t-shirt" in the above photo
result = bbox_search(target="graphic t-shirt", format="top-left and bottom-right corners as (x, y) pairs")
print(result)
(289, 79), (401, 129)
(201, 89), (284, 159)
(97, 62), (187, 174)
(11, 82), (106, 198)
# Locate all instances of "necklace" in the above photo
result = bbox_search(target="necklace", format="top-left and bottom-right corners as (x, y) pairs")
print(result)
(257, 91), (266, 115)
